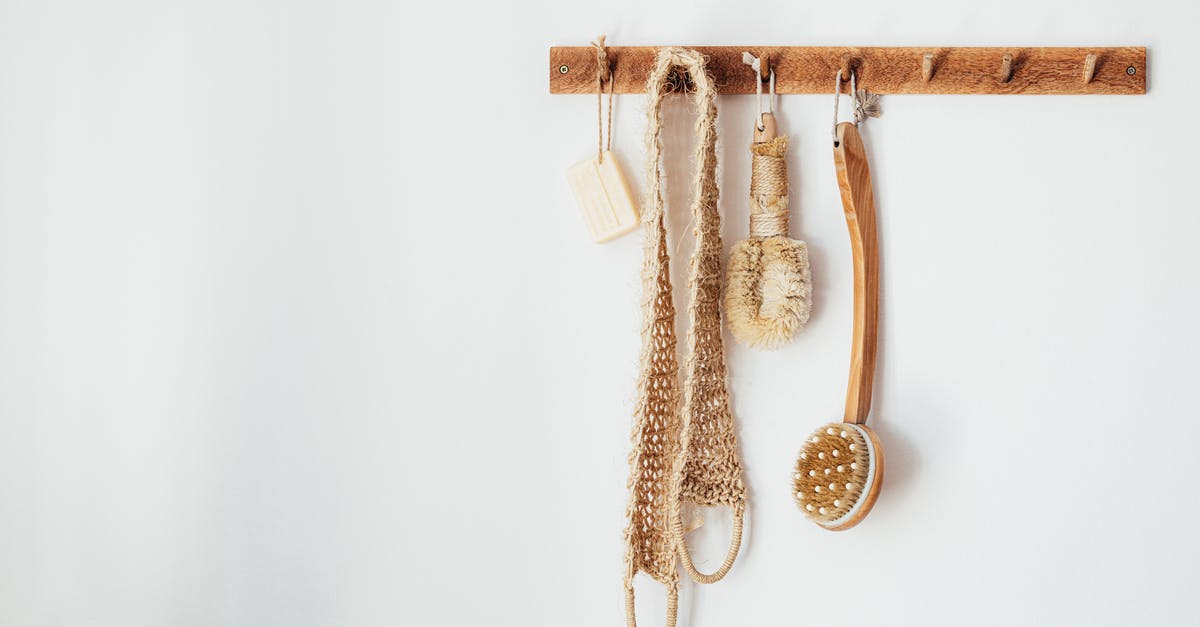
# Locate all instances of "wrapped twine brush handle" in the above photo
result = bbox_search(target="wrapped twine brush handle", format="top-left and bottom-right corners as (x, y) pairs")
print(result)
(623, 47), (746, 627)
(749, 115), (790, 238)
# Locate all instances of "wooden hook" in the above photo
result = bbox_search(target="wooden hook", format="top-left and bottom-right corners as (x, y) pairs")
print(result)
(922, 52), (935, 82)
(599, 56), (613, 85)
(999, 53), (1013, 83)
(840, 54), (853, 81)
(1083, 53), (1097, 84)
(759, 53), (770, 82)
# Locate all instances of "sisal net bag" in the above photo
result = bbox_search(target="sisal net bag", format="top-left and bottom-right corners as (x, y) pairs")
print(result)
(623, 47), (747, 627)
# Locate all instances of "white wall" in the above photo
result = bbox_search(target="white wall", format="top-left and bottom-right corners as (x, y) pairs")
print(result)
(0, 0), (1197, 625)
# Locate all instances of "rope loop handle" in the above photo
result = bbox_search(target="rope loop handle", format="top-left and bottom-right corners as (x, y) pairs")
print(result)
(832, 69), (859, 144)
(673, 506), (745, 584)
(624, 581), (679, 627)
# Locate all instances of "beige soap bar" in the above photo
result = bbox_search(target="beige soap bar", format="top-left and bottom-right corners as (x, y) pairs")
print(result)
(566, 150), (640, 243)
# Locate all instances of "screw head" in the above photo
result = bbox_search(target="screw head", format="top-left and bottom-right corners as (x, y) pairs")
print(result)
(1126, 66), (1137, 75)
(558, 64), (569, 74)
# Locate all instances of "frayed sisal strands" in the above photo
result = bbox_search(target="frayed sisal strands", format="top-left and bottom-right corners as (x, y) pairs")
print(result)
(623, 47), (746, 627)
(725, 123), (812, 350)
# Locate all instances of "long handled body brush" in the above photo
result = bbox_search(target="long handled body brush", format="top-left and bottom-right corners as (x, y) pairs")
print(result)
(794, 119), (884, 531)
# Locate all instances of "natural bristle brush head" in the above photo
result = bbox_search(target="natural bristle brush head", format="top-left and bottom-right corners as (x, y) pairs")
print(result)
(726, 237), (811, 349)
(793, 422), (884, 531)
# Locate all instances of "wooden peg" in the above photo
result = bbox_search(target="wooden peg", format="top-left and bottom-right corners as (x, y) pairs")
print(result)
(1083, 53), (1097, 84)
(840, 54), (853, 81)
(999, 53), (1013, 83)
(922, 52), (935, 82)
(759, 54), (770, 82)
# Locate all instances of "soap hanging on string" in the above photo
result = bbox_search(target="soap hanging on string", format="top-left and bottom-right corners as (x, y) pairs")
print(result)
(566, 151), (638, 243)
(565, 35), (639, 243)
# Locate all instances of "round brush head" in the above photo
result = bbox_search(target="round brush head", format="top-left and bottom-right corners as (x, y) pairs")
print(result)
(793, 422), (883, 530)
(726, 237), (811, 350)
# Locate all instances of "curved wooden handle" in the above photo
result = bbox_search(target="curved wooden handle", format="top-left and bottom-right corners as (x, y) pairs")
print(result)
(833, 122), (879, 425)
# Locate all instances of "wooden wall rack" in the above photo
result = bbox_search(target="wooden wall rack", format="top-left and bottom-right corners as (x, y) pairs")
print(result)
(549, 46), (1146, 95)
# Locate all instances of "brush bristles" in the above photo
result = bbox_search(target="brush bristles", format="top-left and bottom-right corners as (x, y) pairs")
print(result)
(793, 423), (870, 524)
(725, 237), (811, 350)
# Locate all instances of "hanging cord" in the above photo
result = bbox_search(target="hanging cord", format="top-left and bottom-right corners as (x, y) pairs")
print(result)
(832, 69), (882, 144)
(831, 69), (860, 144)
(593, 35), (615, 163)
(741, 52), (775, 131)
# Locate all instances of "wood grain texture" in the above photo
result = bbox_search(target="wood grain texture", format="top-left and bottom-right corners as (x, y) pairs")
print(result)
(549, 46), (1146, 94)
(834, 123), (879, 426)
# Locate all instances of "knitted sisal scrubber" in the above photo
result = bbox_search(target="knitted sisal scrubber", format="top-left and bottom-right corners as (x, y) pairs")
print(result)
(623, 47), (747, 627)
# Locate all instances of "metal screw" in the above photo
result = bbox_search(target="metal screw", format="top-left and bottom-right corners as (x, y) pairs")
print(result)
(1126, 66), (1136, 75)
(559, 64), (569, 74)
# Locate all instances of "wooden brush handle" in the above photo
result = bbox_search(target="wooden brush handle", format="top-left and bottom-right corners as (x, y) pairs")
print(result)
(833, 122), (879, 425)
(753, 112), (778, 142)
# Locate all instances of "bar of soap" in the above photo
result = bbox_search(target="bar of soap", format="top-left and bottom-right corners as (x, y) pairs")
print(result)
(566, 150), (640, 243)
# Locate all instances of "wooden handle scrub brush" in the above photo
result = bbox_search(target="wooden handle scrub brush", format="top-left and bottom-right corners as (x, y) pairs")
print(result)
(725, 53), (812, 350)
(623, 47), (747, 627)
(794, 72), (884, 531)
